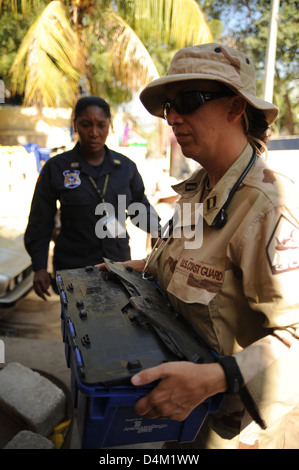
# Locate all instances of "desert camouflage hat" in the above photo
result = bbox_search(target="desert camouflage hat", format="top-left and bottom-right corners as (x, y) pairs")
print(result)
(140, 43), (279, 125)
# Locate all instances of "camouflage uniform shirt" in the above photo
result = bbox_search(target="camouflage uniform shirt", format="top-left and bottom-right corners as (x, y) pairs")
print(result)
(147, 143), (299, 446)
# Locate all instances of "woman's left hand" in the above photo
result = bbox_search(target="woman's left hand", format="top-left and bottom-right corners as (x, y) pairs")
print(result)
(131, 361), (227, 421)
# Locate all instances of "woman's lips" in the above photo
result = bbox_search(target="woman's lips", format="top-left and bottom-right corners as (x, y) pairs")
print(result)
(87, 141), (101, 146)
(175, 133), (190, 143)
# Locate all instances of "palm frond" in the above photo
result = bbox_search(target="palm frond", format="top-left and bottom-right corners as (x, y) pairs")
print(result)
(88, 10), (159, 94)
(7, 0), (214, 107)
(9, 0), (84, 107)
(0, 0), (46, 16)
(87, 0), (212, 96)
(133, 0), (213, 48)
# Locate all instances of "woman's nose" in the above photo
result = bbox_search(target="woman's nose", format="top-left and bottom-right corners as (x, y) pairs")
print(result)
(166, 107), (184, 126)
(89, 125), (99, 136)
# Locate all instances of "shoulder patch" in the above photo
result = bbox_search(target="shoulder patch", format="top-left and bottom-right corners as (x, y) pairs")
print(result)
(262, 169), (276, 184)
(267, 215), (299, 274)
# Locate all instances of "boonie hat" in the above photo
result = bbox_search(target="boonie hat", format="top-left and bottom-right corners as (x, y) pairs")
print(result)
(140, 43), (279, 125)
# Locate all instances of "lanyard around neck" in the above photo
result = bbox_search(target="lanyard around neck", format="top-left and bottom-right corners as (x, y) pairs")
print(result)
(88, 173), (109, 202)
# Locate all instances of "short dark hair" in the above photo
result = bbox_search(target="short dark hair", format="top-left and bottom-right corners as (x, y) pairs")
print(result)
(73, 96), (111, 121)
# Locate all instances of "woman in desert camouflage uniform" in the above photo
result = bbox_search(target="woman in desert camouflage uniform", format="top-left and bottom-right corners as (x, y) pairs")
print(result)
(100, 43), (299, 449)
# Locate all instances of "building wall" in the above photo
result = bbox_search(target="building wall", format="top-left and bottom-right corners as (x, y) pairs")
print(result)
(0, 106), (72, 148)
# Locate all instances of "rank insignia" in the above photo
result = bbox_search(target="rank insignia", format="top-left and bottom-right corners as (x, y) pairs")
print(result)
(63, 170), (81, 189)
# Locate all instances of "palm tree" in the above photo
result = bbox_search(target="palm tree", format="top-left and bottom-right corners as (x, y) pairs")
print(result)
(3, 0), (213, 108)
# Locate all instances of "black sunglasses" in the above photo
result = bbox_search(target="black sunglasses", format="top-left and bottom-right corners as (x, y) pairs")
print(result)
(162, 90), (231, 119)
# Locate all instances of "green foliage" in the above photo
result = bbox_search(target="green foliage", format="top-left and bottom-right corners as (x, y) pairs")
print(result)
(2, 0), (212, 108)
(0, 4), (46, 81)
(1, 0), (297, 135)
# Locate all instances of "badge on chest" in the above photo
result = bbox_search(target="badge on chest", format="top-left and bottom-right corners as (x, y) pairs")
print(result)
(63, 170), (81, 189)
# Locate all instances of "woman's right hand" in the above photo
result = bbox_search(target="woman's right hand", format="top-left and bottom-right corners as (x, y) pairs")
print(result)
(95, 259), (146, 273)
(33, 269), (51, 301)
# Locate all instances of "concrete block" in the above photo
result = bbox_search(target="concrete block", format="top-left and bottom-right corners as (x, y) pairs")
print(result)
(0, 363), (66, 436)
(4, 430), (55, 449)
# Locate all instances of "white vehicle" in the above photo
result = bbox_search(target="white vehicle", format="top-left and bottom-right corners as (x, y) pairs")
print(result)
(0, 235), (33, 306)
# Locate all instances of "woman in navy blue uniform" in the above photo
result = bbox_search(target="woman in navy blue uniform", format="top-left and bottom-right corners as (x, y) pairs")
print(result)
(25, 96), (159, 300)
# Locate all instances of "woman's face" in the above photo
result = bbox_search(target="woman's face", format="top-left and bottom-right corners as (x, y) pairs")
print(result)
(165, 80), (232, 164)
(75, 105), (110, 154)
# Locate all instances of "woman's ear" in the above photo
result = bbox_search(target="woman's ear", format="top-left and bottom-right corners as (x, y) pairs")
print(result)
(227, 96), (246, 122)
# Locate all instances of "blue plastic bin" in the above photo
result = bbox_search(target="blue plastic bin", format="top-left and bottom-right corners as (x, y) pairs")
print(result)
(68, 352), (221, 449)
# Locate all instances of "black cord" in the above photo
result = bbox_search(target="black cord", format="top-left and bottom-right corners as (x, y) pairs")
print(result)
(211, 149), (257, 229)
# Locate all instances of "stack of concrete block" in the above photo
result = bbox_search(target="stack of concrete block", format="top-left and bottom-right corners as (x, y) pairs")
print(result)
(4, 430), (55, 449)
(0, 363), (67, 448)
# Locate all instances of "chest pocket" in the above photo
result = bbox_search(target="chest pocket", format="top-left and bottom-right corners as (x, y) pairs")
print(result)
(166, 255), (225, 306)
(60, 187), (91, 206)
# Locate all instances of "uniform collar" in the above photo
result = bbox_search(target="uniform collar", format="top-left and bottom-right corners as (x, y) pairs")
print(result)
(172, 143), (255, 226)
(71, 143), (120, 177)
